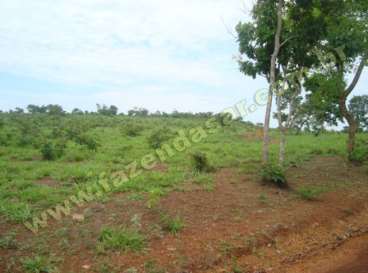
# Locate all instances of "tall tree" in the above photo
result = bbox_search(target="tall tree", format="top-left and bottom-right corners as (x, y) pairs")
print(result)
(236, 0), (286, 164)
(303, 0), (368, 158)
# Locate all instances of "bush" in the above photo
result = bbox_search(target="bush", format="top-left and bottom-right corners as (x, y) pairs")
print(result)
(261, 164), (288, 188)
(123, 123), (143, 137)
(148, 127), (172, 149)
(349, 140), (368, 164)
(76, 134), (99, 151)
(98, 227), (145, 252)
(191, 152), (212, 173)
(40, 141), (65, 161)
(63, 142), (91, 162)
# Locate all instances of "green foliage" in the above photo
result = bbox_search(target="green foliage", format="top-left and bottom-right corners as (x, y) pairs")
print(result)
(261, 164), (287, 188)
(349, 95), (368, 131)
(22, 256), (58, 273)
(191, 151), (212, 173)
(147, 127), (172, 149)
(296, 186), (325, 201)
(123, 122), (143, 137)
(349, 139), (368, 164)
(159, 213), (185, 235)
(40, 141), (65, 161)
(98, 227), (146, 252)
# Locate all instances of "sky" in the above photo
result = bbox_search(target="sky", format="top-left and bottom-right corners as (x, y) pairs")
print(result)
(0, 0), (367, 125)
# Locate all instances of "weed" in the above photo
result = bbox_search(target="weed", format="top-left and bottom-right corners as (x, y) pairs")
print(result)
(98, 227), (145, 252)
(144, 260), (166, 273)
(0, 232), (18, 249)
(159, 213), (185, 235)
(193, 173), (214, 191)
(22, 256), (59, 273)
(40, 141), (65, 161)
(296, 186), (325, 201)
(146, 188), (165, 209)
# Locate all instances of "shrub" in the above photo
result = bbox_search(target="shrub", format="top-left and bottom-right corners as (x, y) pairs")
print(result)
(76, 134), (99, 151)
(159, 213), (185, 235)
(349, 140), (368, 164)
(63, 142), (91, 162)
(40, 141), (65, 161)
(261, 164), (287, 188)
(191, 152), (212, 173)
(98, 227), (145, 252)
(123, 123), (143, 137)
(148, 128), (172, 149)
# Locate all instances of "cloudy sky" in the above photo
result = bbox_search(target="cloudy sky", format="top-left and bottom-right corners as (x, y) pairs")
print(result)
(0, 0), (366, 124)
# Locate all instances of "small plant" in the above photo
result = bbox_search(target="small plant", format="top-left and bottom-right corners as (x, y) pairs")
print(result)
(261, 164), (287, 188)
(191, 151), (212, 173)
(159, 213), (185, 235)
(296, 186), (325, 201)
(76, 134), (99, 151)
(98, 227), (145, 252)
(146, 188), (165, 209)
(144, 260), (166, 273)
(148, 127), (172, 149)
(22, 256), (58, 273)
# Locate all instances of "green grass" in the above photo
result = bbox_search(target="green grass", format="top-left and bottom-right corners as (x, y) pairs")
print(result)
(0, 113), (367, 224)
(97, 227), (146, 252)
(296, 186), (327, 201)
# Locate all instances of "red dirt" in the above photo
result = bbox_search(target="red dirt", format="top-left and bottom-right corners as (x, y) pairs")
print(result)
(0, 156), (368, 273)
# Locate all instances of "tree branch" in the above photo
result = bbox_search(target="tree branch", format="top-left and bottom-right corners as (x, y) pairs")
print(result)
(345, 55), (367, 96)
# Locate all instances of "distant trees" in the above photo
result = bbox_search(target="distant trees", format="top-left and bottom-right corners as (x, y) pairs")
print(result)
(26, 104), (65, 115)
(128, 107), (149, 117)
(96, 104), (118, 116)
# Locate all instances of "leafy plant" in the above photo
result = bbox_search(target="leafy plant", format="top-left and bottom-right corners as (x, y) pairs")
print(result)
(191, 151), (212, 173)
(348, 139), (368, 164)
(159, 213), (185, 235)
(261, 164), (287, 188)
(40, 141), (65, 161)
(22, 256), (58, 273)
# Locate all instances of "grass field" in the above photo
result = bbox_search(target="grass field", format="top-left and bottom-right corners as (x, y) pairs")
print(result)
(1, 114), (368, 273)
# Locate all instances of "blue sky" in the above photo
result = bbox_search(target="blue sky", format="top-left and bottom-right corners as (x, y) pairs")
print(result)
(0, 0), (367, 125)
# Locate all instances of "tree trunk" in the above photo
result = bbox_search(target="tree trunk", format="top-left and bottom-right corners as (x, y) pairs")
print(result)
(263, 0), (283, 165)
(339, 96), (358, 158)
(339, 55), (366, 159)
(279, 128), (287, 164)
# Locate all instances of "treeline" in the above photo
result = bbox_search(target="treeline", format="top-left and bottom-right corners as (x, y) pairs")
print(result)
(0, 104), (216, 119)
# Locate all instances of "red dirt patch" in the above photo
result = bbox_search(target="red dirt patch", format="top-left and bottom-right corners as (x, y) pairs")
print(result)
(35, 177), (59, 187)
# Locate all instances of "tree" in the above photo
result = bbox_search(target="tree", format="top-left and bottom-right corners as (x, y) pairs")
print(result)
(96, 104), (119, 116)
(72, 108), (84, 115)
(236, 0), (286, 164)
(349, 95), (368, 131)
(46, 104), (65, 115)
(303, 0), (368, 158)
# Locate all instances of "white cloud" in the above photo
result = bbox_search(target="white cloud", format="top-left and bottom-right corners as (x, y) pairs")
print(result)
(0, 0), (252, 87)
